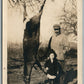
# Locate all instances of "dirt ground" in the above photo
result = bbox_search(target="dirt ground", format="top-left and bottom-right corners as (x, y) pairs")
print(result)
(8, 57), (77, 84)
(7, 46), (77, 84)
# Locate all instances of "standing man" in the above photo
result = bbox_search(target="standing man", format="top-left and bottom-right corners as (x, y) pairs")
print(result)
(50, 24), (70, 83)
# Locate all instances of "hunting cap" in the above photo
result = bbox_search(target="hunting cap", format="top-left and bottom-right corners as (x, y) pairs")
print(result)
(53, 24), (60, 30)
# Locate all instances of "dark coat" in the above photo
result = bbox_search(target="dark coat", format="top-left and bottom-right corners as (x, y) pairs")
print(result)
(45, 59), (63, 78)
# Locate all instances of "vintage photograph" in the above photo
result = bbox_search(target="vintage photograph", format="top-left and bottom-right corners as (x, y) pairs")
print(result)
(5, 0), (79, 84)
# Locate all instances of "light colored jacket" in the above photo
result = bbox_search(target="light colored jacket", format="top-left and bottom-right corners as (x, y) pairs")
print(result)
(51, 34), (69, 60)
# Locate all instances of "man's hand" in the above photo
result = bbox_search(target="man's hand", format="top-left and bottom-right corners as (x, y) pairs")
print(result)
(46, 67), (49, 71)
(44, 67), (49, 72)
(47, 74), (56, 79)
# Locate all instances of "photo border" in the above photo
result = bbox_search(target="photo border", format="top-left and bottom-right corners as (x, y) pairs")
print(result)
(82, 0), (84, 83)
(2, 0), (83, 84)
(78, 0), (83, 84)
(0, 0), (2, 84)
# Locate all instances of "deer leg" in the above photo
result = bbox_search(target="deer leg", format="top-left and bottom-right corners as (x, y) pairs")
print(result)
(24, 62), (34, 84)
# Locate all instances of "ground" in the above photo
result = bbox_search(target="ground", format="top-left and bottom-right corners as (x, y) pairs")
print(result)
(8, 45), (77, 84)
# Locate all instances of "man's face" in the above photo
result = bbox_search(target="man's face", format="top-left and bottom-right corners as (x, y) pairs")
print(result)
(55, 30), (60, 35)
(53, 25), (60, 36)
(54, 29), (60, 36)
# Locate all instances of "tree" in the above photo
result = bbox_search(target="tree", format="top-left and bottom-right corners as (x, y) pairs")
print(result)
(60, 0), (77, 35)
(8, 0), (45, 22)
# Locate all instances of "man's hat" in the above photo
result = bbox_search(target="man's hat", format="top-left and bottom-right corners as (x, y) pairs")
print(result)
(53, 24), (60, 30)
